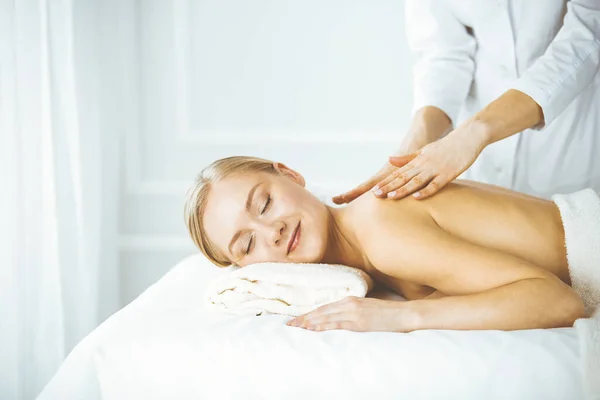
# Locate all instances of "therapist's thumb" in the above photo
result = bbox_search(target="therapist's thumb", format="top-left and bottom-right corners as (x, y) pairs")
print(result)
(388, 153), (418, 168)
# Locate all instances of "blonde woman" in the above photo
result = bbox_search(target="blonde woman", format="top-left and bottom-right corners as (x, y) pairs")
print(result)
(185, 156), (589, 333)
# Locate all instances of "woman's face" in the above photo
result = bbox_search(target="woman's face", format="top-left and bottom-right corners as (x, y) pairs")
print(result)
(202, 163), (331, 267)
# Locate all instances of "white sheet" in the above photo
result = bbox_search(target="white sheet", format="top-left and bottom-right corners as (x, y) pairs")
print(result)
(38, 255), (584, 400)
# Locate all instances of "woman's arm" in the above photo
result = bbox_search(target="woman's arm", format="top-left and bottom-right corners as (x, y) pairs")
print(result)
(363, 211), (585, 331)
(422, 290), (446, 300)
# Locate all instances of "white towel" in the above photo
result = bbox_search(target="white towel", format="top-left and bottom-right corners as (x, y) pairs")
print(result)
(552, 188), (600, 316)
(205, 262), (374, 317)
(552, 188), (600, 400)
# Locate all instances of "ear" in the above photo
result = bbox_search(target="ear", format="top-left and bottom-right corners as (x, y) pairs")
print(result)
(272, 162), (306, 187)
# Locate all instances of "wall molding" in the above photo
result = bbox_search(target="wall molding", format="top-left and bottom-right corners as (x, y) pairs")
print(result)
(123, 0), (398, 195)
(171, 0), (400, 144)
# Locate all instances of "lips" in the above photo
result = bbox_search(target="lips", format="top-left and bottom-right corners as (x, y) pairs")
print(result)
(287, 221), (301, 255)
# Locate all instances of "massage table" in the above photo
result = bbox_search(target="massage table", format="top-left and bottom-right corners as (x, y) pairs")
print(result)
(37, 254), (586, 399)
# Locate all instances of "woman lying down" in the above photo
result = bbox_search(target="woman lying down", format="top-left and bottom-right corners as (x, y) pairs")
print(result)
(184, 156), (599, 333)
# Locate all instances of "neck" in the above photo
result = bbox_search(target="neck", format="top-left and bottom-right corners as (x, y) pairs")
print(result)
(320, 206), (365, 269)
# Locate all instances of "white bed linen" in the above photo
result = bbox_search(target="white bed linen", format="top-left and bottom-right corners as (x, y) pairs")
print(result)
(38, 255), (584, 400)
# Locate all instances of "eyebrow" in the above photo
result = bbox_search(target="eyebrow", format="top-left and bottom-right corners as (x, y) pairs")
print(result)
(227, 182), (262, 256)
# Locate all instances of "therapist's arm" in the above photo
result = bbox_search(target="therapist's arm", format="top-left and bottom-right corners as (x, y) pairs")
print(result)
(332, 0), (476, 205)
(403, 0), (476, 149)
(375, 0), (600, 201)
(470, 89), (544, 147)
(510, 0), (600, 129)
(401, 106), (452, 154)
(477, 0), (600, 145)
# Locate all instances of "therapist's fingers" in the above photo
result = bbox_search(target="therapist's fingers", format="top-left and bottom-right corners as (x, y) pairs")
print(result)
(332, 176), (377, 205)
(372, 163), (420, 197)
(387, 171), (436, 199)
(332, 164), (395, 204)
(388, 153), (418, 167)
(412, 176), (449, 199)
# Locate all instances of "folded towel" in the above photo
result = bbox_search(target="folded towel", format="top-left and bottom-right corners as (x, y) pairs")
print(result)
(552, 188), (600, 316)
(205, 263), (374, 317)
(552, 188), (600, 400)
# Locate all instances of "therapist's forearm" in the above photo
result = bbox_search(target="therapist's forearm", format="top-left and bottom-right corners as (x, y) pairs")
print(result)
(400, 106), (452, 153)
(468, 89), (544, 147)
(406, 277), (584, 331)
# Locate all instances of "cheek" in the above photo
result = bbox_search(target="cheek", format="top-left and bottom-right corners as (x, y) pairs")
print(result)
(301, 203), (329, 260)
(245, 241), (287, 265)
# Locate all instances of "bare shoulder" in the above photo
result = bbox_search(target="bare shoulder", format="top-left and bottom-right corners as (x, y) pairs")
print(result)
(345, 192), (434, 268)
(343, 192), (442, 299)
(345, 182), (467, 224)
(345, 190), (432, 226)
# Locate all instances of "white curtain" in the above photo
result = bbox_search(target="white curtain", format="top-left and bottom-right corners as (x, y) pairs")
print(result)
(0, 0), (119, 399)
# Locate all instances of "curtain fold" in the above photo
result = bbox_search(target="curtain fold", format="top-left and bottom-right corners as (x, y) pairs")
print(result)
(0, 0), (117, 398)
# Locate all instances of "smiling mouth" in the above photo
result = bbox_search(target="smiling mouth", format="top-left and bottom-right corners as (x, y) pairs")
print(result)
(287, 221), (301, 255)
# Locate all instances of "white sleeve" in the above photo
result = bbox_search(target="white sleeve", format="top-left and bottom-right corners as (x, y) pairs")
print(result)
(511, 0), (600, 128)
(405, 0), (476, 126)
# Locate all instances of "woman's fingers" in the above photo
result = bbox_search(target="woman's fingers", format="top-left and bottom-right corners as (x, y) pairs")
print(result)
(306, 318), (353, 331)
(289, 309), (357, 332)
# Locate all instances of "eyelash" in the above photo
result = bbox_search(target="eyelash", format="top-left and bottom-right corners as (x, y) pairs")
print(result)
(245, 195), (272, 255)
(261, 195), (272, 215)
(245, 235), (253, 255)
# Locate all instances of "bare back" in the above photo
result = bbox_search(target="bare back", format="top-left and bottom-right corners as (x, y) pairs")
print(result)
(424, 180), (569, 284)
(345, 180), (570, 300)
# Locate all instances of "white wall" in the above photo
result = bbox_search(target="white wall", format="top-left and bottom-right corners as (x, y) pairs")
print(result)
(116, 0), (414, 307)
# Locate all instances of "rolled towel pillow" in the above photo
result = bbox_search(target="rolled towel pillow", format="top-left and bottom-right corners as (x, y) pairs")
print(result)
(205, 262), (374, 317)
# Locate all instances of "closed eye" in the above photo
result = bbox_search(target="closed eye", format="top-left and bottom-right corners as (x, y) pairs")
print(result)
(245, 235), (254, 255)
(261, 195), (272, 215)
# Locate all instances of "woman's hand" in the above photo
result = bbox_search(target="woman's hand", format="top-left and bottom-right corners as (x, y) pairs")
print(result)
(286, 296), (419, 333)
(373, 123), (489, 200)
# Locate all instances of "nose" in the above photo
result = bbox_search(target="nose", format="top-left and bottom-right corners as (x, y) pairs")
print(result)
(270, 221), (285, 247)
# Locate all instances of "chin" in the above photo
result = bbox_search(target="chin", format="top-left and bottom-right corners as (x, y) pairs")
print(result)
(291, 242), (324, 264)
(303, 243), (327, 264)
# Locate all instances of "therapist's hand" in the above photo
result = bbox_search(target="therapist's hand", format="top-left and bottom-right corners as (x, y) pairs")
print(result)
(373, 124), (489, 200)
(332, 156), (415, 205)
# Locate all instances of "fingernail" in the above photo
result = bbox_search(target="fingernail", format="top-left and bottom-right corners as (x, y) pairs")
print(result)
(388, 191), (396, 198)
(374, 189), (382, 195)
(413, 192), (421, 198)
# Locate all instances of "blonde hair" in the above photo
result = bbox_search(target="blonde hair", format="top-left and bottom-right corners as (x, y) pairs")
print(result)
(184, 156), (277, 267)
